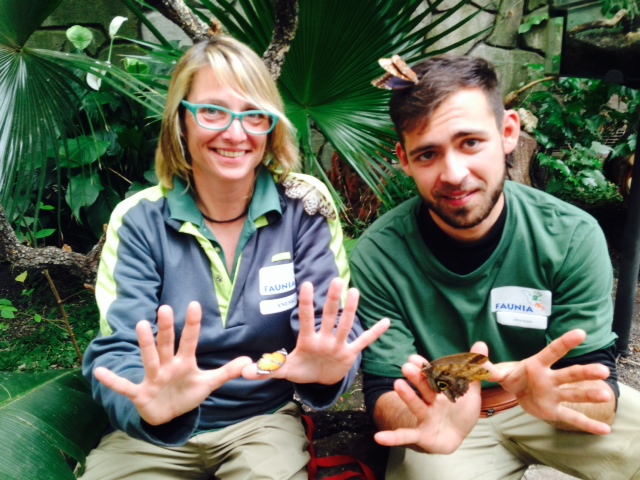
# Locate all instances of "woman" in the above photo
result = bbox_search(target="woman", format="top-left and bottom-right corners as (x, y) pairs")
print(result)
(81, 36), (388, 479)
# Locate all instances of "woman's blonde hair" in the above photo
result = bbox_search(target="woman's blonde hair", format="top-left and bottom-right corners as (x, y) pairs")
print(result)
(155, 36), (299, 188)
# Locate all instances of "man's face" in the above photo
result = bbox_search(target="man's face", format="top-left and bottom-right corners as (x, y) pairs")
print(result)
(396, 88), (520, 242)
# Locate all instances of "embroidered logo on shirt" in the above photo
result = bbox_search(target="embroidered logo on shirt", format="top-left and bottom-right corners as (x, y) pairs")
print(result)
(259, 262), (296, 296)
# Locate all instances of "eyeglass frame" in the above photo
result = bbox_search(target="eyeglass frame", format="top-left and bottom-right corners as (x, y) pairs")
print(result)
(181, 100), (279, 135)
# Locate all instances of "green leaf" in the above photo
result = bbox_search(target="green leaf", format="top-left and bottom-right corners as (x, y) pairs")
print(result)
(66, 25), (93, 51)
(518, 13), (548, 34)
(65, 172), (104, 219)
(124, 57), (150, 75)
(1, 309), (15, 319)
(0, 369), (108, 479)
(34, 228), (55, 239)
(14, 272), (27, 282)
(58, 136), (110, 168)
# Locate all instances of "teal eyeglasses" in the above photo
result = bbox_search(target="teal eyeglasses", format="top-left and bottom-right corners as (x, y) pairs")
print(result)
(181, 101), (279, 135)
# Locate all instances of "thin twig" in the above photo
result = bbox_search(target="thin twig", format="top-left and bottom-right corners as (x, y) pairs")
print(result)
(43, 269), (83, 363)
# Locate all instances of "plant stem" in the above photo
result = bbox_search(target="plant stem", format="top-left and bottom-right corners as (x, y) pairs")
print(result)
(43, 269), (84, 363)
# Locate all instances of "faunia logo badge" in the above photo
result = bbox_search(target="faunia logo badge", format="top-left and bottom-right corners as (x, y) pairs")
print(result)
(491, 286), (552, 330)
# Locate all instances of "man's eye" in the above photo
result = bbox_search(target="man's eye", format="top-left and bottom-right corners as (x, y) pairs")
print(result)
(417, 151), (437, 162)
(464, 139), (480, 148)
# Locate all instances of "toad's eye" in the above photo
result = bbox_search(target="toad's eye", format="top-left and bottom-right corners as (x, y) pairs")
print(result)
(257, 349), (288, 375)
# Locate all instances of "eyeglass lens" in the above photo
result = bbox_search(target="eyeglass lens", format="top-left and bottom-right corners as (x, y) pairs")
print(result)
(195, 106), (274, 134)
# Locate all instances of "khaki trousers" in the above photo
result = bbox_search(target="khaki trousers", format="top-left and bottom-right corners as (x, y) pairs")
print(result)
(387, 384), (640, 480)
(78, 402), (309, 480)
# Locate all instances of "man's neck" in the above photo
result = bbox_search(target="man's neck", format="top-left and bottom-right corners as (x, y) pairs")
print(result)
(417, 201), (507, 275)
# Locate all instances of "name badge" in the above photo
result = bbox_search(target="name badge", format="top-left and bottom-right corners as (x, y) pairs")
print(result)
(259, 262), (296, 296)
(496, 312), (548, 329)
(491, 286), (551, 330)
(260, 292), (297, 315)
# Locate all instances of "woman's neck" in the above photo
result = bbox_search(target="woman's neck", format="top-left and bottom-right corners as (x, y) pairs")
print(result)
(192, 172), (256, 222)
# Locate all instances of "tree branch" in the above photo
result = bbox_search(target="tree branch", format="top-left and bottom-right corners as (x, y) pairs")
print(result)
(146, 0), (220, 41)
(262, 0), (299, 80)
(570, 9), (628, 35)
(0, 205), (105, 286)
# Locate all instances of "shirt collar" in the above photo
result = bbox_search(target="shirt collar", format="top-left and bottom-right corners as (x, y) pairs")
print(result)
(166, 166), (282, 226)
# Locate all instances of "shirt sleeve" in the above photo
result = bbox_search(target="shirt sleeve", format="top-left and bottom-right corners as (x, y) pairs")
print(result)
(82, 203), (199, 447)
(547, 219), (618, 355)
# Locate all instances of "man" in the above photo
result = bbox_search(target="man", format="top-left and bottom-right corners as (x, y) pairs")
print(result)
(350, 55), (640, 479)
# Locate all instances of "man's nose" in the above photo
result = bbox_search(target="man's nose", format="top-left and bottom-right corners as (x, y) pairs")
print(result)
(440, 152), (469, 185)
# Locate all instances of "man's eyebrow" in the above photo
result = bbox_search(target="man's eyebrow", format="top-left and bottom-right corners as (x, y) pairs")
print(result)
(408, 129), (489, 156)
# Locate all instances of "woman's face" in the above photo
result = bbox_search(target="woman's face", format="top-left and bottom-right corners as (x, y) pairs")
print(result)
(183, 66), (268, 186)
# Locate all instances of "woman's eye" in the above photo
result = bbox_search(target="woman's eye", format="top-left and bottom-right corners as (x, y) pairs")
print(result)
(202, 106), (224, 116)
(245, 111), (266, 120)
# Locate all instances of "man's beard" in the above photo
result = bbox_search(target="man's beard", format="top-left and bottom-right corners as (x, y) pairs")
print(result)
(425, 174), (506, 230)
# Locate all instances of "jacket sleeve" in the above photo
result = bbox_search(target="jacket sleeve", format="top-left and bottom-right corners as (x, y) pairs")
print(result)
(285, 187), (363, 410)
(82, 198), (199, 447)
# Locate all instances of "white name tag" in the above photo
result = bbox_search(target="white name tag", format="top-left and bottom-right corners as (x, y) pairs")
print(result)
(259, 263), (296, 296)
(496, 312), (548, 329)
(260, 292), (297, 315)
(491, 286), (552, 316)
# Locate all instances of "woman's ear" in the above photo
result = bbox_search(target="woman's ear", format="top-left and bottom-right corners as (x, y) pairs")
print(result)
(502, 109), (521, 155)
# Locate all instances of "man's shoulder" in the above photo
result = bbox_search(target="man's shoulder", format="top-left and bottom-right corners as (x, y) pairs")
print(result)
(353, 196), (421, 252)
(505, 181), (598, 224)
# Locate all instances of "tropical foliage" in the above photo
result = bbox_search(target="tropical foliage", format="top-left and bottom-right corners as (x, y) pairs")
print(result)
(0, 0), (163, 247)
(517, 64), (638, 206)
(0, 369), (108, 479)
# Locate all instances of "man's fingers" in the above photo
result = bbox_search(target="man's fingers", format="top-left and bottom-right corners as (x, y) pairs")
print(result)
(553, 363), (610, 386)
(374, 428), (422, 447)
(394, 376), (434, 421)
(555, 405), (612, 435)
(470, 341), (489, 357)
(557, 385), (612, 404)
(536, 329), (587, 367)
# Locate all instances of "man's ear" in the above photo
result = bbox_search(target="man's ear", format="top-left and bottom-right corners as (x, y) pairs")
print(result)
(502, 110), (520, 155)
(396, 142), (412, 176)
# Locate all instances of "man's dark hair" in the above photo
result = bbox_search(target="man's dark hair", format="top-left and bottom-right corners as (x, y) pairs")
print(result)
(389, 55), (505, 143)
